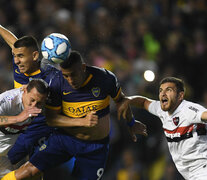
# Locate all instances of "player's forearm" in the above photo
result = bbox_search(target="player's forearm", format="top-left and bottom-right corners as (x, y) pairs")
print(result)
(128, 96), (152, 110)
(47, 114), (84, 127)
(0, 25), (18, 48)
(0, 116), (18, 126)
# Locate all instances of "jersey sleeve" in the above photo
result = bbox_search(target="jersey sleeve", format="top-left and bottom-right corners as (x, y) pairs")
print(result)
(104, 69), (121, 100)
(185, 103), (207, 124)
(148, 100), (160, 116)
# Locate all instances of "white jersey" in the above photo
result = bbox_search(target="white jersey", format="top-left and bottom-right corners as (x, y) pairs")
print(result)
(149, 100), (207, 180)
(0, 88), (32, 155)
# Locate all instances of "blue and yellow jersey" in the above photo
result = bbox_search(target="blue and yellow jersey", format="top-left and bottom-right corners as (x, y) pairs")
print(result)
(55, 66), (121, 118)
(13, 60), (62, 128)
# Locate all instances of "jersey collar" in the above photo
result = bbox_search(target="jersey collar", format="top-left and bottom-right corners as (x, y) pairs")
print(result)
(24, 69), (41, 76)
(81, 74), (93, 87)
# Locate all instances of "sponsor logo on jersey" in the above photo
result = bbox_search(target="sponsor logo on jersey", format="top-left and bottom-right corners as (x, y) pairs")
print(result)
(188, 106), (198, 113)
(165, 132), (181, 138)
(173, 117), (179, 126)
(92, 87), (100, 97)
(62, 96), (110, 117)
(63, 91), (72, 95)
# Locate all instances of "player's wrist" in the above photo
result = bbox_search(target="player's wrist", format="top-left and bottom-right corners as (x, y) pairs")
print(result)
(127, 116), (135, 127)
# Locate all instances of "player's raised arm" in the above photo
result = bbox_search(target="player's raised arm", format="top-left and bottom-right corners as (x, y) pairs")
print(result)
(0, 25), (18, 49)
(118, 95), (153, 120)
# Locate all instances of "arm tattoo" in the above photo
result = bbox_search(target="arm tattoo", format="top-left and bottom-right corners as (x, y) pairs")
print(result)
(0, 116), (8, 123)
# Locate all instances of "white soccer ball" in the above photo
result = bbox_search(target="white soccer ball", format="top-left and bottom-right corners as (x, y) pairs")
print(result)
(41, 33), (71, 64)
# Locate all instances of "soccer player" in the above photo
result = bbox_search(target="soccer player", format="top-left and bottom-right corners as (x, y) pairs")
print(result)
(0, 78), (49, 177)
(2, 50), (147, 180)
(118, 77), (207, 180)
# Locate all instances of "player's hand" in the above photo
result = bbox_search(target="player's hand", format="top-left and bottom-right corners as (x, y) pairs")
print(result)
(117, 97), (130, 120)
(16, 107), (42, 122)
(128, 120), (147, 142)
(84, 111), (98, 127)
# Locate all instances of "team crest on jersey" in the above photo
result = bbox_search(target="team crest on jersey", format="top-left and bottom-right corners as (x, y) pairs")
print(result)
(173, 117), (179, 126)
(29, 77), (33, 81)
(92, 87), (100, 97)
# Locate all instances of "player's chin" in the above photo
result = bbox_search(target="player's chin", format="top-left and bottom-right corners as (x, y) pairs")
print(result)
(160, 105), (169, 112)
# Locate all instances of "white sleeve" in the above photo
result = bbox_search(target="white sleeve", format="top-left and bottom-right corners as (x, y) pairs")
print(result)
(148, 100), (160, 116)
(0, 98), (7, 115)
(185, 103), (207, 124)
(0, 91), (13, 115)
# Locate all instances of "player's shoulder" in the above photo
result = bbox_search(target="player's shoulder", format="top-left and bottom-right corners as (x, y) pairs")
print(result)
(182, 100), (205, 113)
(0, 88), (22, 105)
(87, 66), (116, 78)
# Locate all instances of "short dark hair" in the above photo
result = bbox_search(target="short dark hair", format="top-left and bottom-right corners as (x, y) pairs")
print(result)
(27, 79), (49, 96)
(60, 50), (84, 69)
(160, 77), (185, 93)
(14, 36), (39, 52)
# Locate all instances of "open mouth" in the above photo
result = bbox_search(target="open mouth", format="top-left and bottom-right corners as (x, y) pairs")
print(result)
(161, 98), (168, 106)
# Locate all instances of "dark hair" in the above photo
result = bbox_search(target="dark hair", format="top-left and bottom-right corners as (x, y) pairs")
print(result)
(27, 79), (49, 95)
(160, 77), (185, 93)
(14, 36), (39, 52)
(60, 50), (84, 69)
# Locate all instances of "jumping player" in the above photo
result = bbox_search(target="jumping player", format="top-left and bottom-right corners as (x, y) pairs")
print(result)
(2, 51), (147, 180)
(0, 79), (48, 177)
(118, 77), (207, 180)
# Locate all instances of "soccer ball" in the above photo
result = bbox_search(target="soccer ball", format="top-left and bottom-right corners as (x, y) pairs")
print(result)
(41, 33), (71, 64)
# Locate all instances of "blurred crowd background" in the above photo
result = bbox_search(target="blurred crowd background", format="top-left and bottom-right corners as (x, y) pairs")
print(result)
(0, 0), (206, 179)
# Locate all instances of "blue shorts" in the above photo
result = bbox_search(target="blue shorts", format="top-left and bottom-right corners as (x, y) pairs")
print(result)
(30, 130), (109, 180)
(8, 125), (53, 164)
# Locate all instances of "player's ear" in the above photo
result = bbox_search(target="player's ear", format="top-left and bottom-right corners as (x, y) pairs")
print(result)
(22, 84), (28, 93)
(178, 91), (184, 100)
(33, 51), (39, 61)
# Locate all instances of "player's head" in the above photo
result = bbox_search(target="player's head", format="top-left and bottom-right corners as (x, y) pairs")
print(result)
(60, 50), (86, 89)
(159, 77), (185, 114)
(12, 36), (40, 74)
(22, 78), (49, 109)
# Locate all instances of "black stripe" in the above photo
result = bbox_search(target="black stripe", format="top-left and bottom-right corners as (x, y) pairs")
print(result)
(166, 128), (207, 142)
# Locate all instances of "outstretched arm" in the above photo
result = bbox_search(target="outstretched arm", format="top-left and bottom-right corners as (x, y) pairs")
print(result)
(118, 95), (153, 120)
(0, 25), (18, 48)
(115, 92), (148, 142)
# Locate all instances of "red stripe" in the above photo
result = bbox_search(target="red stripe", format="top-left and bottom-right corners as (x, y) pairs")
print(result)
(164, 124), (194, 135)
(5, 124), (30, 130)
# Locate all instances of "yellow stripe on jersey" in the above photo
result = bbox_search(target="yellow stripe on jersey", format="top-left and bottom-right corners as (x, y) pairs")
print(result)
(62, 96), (110, 117)
(14, 80), (23, 89)
(45, 105), (61, 110)
(1, 171), (16, 180)
(24, 69), (41, 76)
(81, 74), (93, 87)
